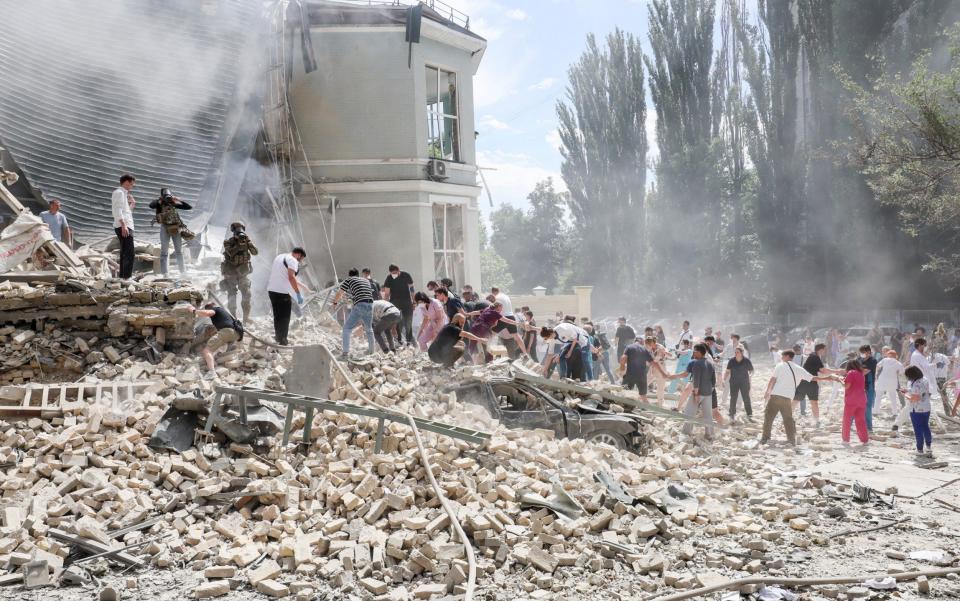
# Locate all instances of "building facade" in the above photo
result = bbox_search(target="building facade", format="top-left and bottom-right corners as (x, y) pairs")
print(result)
(289, 2), (485, 289)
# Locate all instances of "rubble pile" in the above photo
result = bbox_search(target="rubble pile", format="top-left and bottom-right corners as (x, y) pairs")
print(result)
(0, 279), (205, 385)
(0, 300), (958, 600)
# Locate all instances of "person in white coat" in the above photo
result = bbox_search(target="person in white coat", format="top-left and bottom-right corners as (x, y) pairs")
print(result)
(874, 348), (904, 421)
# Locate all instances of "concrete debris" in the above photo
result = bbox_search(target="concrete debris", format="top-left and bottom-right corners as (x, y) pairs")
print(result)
(0, 273), (958, 601)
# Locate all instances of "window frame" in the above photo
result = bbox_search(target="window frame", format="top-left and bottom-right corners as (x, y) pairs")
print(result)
(432, 202), (465, 288)
(425, 64), (460, 162)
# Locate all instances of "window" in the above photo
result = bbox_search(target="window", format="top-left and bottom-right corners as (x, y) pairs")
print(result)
(425, 66), (460, 161)
(433, 203), (464, 287)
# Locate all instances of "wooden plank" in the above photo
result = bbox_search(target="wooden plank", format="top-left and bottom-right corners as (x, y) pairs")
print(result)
(22, 387), (32, 408)
(40, 385), (49, 409)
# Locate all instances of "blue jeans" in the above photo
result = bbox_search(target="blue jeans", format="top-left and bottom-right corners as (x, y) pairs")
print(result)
(342, 302), (374, 355)
(581, 344), (594, 381)
(910, 411), (932, 451)
(159, 227), (184, 275)
(865, 387), (876, 431)
(596, 350), (615, 381)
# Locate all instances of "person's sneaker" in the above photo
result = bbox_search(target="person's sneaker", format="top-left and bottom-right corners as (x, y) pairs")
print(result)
(338, 353), (349, 361)
(925, 449), (934, 458)
(842, 441), (851, 447)
(746, 415), (754, 423)
(202, 370), (216, 381)
(891, 425), (898, 431)
(916, 449), (925, 456)
(814, 420), (821, 429)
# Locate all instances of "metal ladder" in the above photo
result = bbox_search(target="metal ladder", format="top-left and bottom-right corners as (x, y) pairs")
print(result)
(208, 385), (490, 450)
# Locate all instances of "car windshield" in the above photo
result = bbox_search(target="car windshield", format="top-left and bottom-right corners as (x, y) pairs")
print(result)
(846, 328), (869, 336)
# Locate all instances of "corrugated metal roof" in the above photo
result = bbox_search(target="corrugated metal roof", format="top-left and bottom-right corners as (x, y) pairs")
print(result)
(0, 0), (263, 241)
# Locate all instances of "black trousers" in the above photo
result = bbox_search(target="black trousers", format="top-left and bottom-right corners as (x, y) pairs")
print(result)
(269, 291), (292, 345)
(398, 305), (414, 345)
(729, 381), (752, 417)
(114, 227), (135, 279)
(374, 313), (402, 352)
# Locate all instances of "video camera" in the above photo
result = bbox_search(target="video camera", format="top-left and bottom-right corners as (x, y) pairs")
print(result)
(159, 187), (176, 204)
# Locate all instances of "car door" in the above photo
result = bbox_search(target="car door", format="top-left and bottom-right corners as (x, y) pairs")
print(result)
(491, 382), (566, 439)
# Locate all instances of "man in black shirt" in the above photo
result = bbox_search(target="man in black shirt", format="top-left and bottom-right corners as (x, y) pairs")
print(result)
(794, 343), (843, 429)
(613, 317), (636, 361)
(382, 264), (415, 346)
(428, 314), (487, 367)
(435, 287), (464, 321)
(619, 337), (670, 400)
(190, 302), (243, 379)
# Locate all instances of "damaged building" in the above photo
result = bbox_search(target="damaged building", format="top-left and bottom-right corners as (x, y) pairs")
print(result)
(0, 0), (485, 289)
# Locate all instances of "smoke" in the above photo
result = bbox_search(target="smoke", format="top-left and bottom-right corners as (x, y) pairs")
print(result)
(0, 0), (266, 239)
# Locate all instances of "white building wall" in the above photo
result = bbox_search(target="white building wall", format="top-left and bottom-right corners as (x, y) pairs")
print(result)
(287, 24), (484, 289)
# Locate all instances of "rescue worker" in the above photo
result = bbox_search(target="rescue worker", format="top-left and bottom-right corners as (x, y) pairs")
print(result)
(220, 222), (258, 322)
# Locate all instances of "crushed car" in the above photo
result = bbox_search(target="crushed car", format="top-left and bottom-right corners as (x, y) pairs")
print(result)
(451, 377), (650, 453)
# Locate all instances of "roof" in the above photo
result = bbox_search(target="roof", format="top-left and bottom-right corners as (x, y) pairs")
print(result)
(305, 0), (486, 43)
(0, 0), (262, 241)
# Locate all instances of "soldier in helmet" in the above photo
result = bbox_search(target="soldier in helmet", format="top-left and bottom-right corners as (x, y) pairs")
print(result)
(220, 222), (258, 322)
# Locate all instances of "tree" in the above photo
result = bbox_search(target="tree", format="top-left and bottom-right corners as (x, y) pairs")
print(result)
(479, 221), (514, 291)
(644, 0), (719, 298)
(842, 25), (960, 289)
(556, 29), (647, 298)
(488, 178), (570, 293)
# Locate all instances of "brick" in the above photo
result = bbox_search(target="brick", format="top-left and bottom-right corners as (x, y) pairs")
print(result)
(194, 581), (230, 598)
(248, 559), (281, 586)
(256, 579), (289, 598)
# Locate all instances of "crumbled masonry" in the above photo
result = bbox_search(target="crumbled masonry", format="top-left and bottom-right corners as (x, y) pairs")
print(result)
(1, 277), (960, 601)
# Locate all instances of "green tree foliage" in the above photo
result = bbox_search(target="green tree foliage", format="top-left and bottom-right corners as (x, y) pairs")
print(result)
(489, 178), (569, 293)
(556, 29), (647, 296)
(644, 0), (719, 297)
(478, 222), (514, 291)
(842, 25), (960, 288)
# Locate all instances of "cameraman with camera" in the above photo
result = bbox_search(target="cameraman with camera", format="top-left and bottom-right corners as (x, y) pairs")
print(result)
(221, 222), (258, 322)
(149, 187), (192, 276)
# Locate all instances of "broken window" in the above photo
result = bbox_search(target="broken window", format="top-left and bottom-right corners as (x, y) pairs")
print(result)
(433, 203), (464, 287)
(425, 66), (460, 161)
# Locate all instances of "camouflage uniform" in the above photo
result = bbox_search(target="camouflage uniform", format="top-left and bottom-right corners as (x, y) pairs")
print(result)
(220, 226), (258, 322)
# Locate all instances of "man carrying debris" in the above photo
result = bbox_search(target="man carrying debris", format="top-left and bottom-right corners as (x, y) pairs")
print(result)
(372, 298), (402, 353)
(39, 199), (71, 246)
(332, 268), (376, 359)
(220, 222), (258, 322)
(382, 264), (415, 346)
(149, 188), (192, 275)
(189, 302), (243, 379)
(761, 349), (836, 447)
(428, 313), (487, 368)
(111, 174), (137, 279)
(266, 247), (307, 346)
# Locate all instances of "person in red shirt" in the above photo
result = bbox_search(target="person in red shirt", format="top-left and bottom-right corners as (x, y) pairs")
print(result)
(842, 359), (870, 445)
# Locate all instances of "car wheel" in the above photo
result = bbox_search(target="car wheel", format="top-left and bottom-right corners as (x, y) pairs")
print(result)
(586, 430), (627, 450)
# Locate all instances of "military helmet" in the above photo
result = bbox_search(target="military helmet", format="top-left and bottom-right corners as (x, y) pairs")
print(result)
(230, 221), (245, 233)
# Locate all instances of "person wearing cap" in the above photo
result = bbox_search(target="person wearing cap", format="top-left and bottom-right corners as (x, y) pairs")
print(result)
(220, 222), (258, 322)
(149, 187), (193, 275)
(39, 199), (71, 246)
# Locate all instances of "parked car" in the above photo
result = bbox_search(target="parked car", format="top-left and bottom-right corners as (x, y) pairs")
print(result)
(844, 326), (872, 349)
(452, 377), (648, 453)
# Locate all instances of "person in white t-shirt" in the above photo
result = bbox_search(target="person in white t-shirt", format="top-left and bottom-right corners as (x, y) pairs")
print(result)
(266, 247), (307, 346)
(761, 349), (836, 446)
(874, 348), (904, 420)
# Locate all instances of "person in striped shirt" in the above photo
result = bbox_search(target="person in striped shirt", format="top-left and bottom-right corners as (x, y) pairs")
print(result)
(332, 268), (375, 359)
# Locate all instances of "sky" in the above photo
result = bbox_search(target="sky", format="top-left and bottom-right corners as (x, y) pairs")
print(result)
(439, 0), (656, 219)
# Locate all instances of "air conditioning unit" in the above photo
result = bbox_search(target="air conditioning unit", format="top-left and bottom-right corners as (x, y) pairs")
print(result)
(427, 158), (448, 179)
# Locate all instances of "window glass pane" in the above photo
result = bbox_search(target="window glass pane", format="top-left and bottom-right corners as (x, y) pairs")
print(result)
(446, 205), (463, 250)
(425, 66), (439, 112)
(432, 205), (444, 249)
(434, 252), (449, 282)
(443, 116), (459, 161)
(427, 111), (442, 159)
(441, 70), (457, 116)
